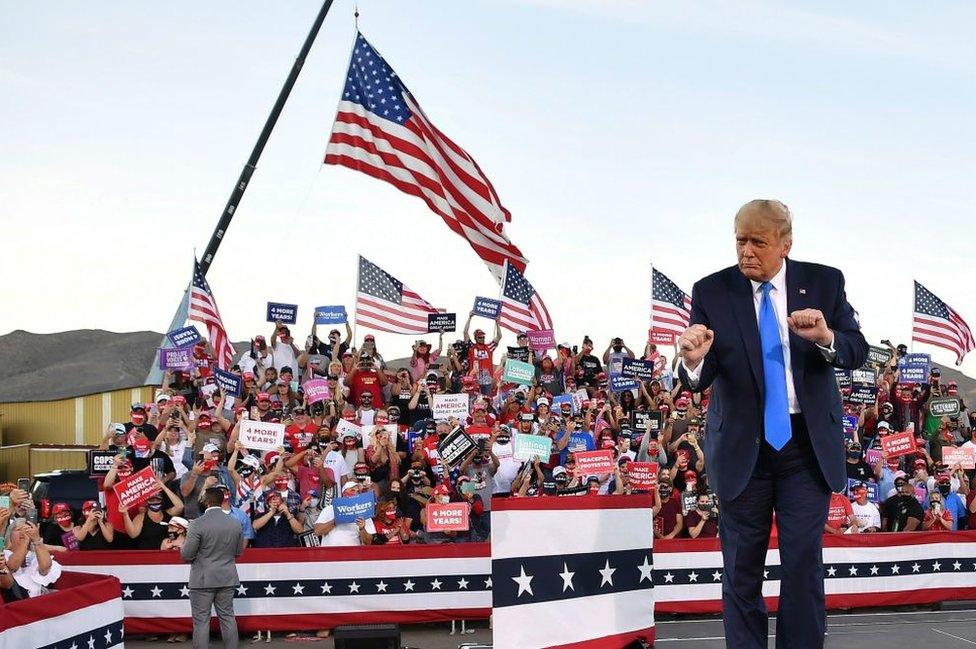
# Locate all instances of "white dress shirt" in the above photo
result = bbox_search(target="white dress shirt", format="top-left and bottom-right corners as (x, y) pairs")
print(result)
(682, 262), (836, 414)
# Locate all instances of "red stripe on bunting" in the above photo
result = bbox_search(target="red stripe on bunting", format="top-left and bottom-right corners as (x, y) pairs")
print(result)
(0, 572), (121, 633)
(546, 626), (656, 649)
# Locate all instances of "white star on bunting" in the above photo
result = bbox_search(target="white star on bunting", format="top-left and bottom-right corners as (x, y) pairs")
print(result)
(599, 559), (616, 587)
(559, 563), (575, 592)
(513, 565), (534, 597)
(637, 556), (654, 583)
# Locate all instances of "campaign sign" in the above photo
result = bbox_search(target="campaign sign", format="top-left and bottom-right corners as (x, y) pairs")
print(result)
(313, 305), (347, 325)
(502, 358), (535, 385)
(473, 296), (501, 320)
(167, 326), (201, 349)
(333, 491), (376, 524)
(842, 415), (858, 437)
(898, 353), (930, 384)
(865, 448), (883, 467)
(335, 419), (361, 440)
(628, 462), (658, 490)
(552, 394), (575, 414)
(941, 445), (975, 470)
(848, 385), (878, 405)
(930, 397), (961, 418)
(867, 345), (893, 366)
(574, 449), (615, 475)
(61, 531), (80, 551)
(303, 378), (331, 404)
(507, 346), (530, 362)
(846, 478), (880, 504)
(649, 329), (676, 346)
(266, 302), (298, 324)
(214, 368), (243, 398)
(881, 431), (917, 459)
(526, 329), (555, 352)
(239, 419), (286, 452)
(158, 346), (194, 371)
(609, 375), (640, 393)
(112, 466), (161, 510)
(437, 427), (477, 467)
(513, 433), (553, 462)
(433, 393), (470, 420)
(621, 358), (656, 381)
(427, 312), (457, 333)
(834, 368), (852, 391)
(571, 389), (589, 412)
(425, 502), (470, 533)
(634, 411), (663, 433)
(88, 450), (117, 476)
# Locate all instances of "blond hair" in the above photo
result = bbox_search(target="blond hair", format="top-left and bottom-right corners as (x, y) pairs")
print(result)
(735, 199), (793, 240)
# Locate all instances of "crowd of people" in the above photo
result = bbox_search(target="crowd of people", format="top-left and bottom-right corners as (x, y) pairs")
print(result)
(1, 321), (975, 603)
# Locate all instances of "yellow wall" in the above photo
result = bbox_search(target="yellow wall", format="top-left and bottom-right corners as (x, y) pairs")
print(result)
(0, 445), (90, 483)
(0, 386), (155, 446)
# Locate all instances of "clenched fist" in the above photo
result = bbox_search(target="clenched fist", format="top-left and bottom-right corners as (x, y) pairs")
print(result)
(787, 309), (833, 346)
(678, 324), (715, 367)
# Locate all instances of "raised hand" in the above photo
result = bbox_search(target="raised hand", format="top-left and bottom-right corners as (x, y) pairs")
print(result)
(786, 309), (833, 346)
(678, 324), (714, 367)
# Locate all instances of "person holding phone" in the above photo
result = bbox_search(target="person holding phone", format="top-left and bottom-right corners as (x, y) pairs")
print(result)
(76, 501), (115, 550)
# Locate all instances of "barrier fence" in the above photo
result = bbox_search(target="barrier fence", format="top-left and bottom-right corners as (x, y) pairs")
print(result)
(54, 531), (976, 634)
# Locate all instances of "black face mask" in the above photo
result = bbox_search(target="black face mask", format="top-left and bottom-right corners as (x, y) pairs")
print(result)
(847, 451), (862, 461)
(148, 502), (164, 512)
(496, 437), (510, 445)
(167, 531), (179, 540)
(697, 503), (710, 511)
(659, 486), (672, 498)
(939, 485), (951, 496)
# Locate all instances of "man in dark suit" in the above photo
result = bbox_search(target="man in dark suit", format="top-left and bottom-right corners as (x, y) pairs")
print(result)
(678, 199), (867, 649)
(181, 487), (245, 649)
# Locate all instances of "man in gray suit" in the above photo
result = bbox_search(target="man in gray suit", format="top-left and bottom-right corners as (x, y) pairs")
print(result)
(181, 486), (245, 648)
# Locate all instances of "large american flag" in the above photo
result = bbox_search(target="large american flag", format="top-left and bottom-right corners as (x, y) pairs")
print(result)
(325, 32), (527, 282)
(497, 260), (553, 335)
(188, 260), (235, 370)
(355, 256), (441, 335)
(650, 266), (692, 340)
(912, 281), (974, 365)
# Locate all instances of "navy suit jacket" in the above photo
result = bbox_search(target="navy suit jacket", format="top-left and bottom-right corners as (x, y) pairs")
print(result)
(678, 258), (868, 501)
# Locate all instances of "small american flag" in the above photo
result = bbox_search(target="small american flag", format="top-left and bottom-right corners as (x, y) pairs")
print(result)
(912, 281), (974, 365)
(325, 32), (527, 282)
(355, 256), (441, 335)
(650, 266), (692, 340)
(497, 260), (553, 334)
(188, 260), (235, 370)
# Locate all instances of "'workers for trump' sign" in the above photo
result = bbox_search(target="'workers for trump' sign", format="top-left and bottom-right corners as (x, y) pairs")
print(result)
(332, 492), (376, 524)
(112, 467), (160, 510)
(239, 420), (286, 452)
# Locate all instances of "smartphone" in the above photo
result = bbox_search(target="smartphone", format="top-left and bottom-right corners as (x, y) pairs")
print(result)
(16, 477), (30, 492)
(25, 508), (38, 525)
(0, 495), (9, 509)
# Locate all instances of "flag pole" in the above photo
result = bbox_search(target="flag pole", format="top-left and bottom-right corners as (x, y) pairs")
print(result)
(910, 280), (916, 354)
(648, 261), (655, 352)
(198, 0), (337, 276)
(351, 255), (361, 350)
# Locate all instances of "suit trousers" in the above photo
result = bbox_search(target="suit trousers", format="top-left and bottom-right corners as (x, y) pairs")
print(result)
(189, 586), (238, 649)
(717, 414), (831, 649)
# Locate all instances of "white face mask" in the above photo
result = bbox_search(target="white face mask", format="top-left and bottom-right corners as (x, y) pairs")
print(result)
(437, 496), (450, 505)
(278, 489), (288, 496)
(309, 498), (320, 508)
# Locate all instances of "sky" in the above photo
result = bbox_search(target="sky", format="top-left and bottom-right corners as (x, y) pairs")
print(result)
(2, 1), (975, 374)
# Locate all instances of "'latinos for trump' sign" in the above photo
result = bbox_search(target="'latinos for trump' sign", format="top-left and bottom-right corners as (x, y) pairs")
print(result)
(513, 433), (553, 462)
(881, 431), (917, 459)
(166, 326), (201, 349)
(112, 466), (161, 509)
(425, 502), (470, 532)
(332, 492), (376, 524)
(239, 420), (286, 452)
(502, 358), (535, 385)
(266, 302), (298, 324)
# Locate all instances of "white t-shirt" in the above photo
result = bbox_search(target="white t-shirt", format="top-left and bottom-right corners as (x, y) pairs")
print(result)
(165, 439), (189, 479)
(272, 342), (299, 373)
(3, 549), (62, 598)
(315, 505), (376, 547)
(851, 501), (881, 530)
(491, 441), (521, 494)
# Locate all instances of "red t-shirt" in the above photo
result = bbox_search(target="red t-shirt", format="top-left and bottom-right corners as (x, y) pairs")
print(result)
(826, 493), (853, 529)
(349, 370), (383, 405)
(684, 509), (719, 538)
(421, 435), (444, 476)
(373, 516), (406, 544)
(285, 422), (317, 451)
(468, 342), (498, 380)
(103, 487), (140, 534)
(654, 496), (682, 538)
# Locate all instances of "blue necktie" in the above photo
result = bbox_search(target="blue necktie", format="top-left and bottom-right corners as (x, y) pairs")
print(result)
(759, 281), (792, 450)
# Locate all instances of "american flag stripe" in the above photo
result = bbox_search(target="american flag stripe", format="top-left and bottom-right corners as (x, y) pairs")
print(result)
(912, 281), (974, 365)
(354, 256), (441, 335)
(328, 108), (521, 274)
(650, 266), (692, 338)
(497, 260), (553, 334)
(188, 260), (235, 370)
(325, 33), (527, 281)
